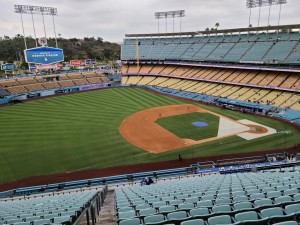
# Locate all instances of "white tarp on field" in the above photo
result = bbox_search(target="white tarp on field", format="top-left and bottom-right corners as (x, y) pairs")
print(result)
(217, 117), (249, 137)
(237, 119), (277, 140)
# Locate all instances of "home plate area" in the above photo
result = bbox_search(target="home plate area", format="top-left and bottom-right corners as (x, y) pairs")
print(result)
(217, 117), (277, 140)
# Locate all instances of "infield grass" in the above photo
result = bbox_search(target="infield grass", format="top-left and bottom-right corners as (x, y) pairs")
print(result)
(156, 112), (219, 140)
(0, 87), (299, 183)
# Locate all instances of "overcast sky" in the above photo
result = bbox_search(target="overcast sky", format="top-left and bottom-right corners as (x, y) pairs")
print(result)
(1, 0), (299, 42)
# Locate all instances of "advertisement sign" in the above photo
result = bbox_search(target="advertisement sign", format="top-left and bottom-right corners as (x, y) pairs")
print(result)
(24, 47), (64, 65)
(57, 63), (63, 69)
(29, 65), (37, 71)
(36, 64), (57, 70)
(196, 161), (286, 174)
(38, 37), (47, 46)
(70, 60), (83, 67)
(85, 59), (96, 65)
(1, 63), (16, 71)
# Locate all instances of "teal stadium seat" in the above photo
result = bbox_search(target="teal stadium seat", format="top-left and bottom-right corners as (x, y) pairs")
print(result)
(189, 208), (211, 220)
(233, 202), (254, 211)
(260, 207), (294, 223)
(234, 211), (268, 225)
(119, 218), (141, 225)
(181, 219), (205, 225)
(207, 215), (233, 225)
(178, 203), (195, 211)
(117, 210), (137, 222)
(273, 222), (298, 225)
(144, 214), (166, 225)
(139, 208), (156, 218)
(167, 211), (191, 225)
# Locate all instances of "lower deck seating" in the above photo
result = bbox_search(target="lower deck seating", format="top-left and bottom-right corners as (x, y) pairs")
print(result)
(0, 73), (109, 96)
(41, 82), (61, 89)
(57, 80), (76, 87)
(115, 169), (300, 225)
(6, 86), (28, 95)
(124, 75), (300, 110)
(72, 79), (89, 86)
(86, 77), (103, 84)
(0, 190), (99, 225)
(24, 84), (45, 92)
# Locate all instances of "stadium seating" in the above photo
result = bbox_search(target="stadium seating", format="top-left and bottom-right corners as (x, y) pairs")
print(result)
(0, 190), (99, 225)
(0, 72), (109, 95)
(123, 62), (300, 111)
(121, 34), (300, 118)
(122, 32), (300, 64)
(114, 169), (300, 225)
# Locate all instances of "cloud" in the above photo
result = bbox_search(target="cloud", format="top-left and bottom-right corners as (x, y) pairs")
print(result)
(0, 0), (299, 42)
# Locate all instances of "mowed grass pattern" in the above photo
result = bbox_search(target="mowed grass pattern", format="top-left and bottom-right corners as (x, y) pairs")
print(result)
(0, 88), (299, 183)
(156, 112), (219, 140)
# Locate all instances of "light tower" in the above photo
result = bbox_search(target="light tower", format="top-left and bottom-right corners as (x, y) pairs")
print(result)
(246, 0), (287, 27)
(155, 10), (185, 34)
(14, 5), (58, 49)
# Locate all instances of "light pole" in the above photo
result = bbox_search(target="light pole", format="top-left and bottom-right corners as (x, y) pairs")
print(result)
(155, 10), (185, 34)
(14, 5), (58, 48)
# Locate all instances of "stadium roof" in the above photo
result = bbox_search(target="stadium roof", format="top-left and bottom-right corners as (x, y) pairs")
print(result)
(125, 24), (300, 38)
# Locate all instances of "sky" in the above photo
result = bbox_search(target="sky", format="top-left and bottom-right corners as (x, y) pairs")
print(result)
(1, 0), (299, 43)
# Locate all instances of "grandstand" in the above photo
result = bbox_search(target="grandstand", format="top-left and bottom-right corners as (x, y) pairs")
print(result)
(1, 153), (300, 225)
(0, 72), (108, 96)
(121, 24), (300, 123)
(114, 167), (300, 225)
(0, 187), (107, 225)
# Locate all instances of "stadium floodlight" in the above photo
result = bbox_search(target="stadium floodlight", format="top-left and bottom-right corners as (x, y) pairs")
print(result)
(246, 0), (286, 8)
(14, 5), (57, 15)
(14, 5), (59, 48)
(154, 10), (185, 33)
(246, 0), (287, 27)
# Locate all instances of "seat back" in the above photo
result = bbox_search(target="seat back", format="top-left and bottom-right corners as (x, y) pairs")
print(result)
(178, 203), (195, 210)
(212, 205), (231, 213)
(181, 219), (205, 225)
(119, 218), (140, 225)
(118, 210), (136, 220)
(159, 205), (176, 214)
(189, 208), (210, 217)
(285, 203), (300, 215)
(197, 200), (213, 208)
(234, 202), (253, 210)
(208, 215), (232, 225)
(261, 207), (284, 218)
(139, 208), (156, 217)
(167, 211), (188, 220)
(254, 198), (273, 208)
(235, 211), (258, 222)
(144, 214), (165, 224)
(274, 196), (293, 204)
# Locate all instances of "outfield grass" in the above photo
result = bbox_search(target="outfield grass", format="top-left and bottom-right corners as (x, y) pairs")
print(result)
(156, 112), (219, 140)
(0, 88), (299, 183)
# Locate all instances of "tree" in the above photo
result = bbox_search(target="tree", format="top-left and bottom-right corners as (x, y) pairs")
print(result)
(215, 22), (220, 30)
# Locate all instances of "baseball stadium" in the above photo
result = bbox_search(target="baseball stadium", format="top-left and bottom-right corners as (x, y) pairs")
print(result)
(0, 1), (300, 225)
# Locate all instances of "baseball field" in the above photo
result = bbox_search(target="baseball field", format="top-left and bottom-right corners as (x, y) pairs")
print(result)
(0, 87), (299, 184)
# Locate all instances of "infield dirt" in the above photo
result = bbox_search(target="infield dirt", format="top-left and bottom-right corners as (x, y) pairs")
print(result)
(119, 104), (268, 153)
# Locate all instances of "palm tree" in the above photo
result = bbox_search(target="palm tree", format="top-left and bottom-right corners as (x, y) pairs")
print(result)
(215, 22), (220, 30)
